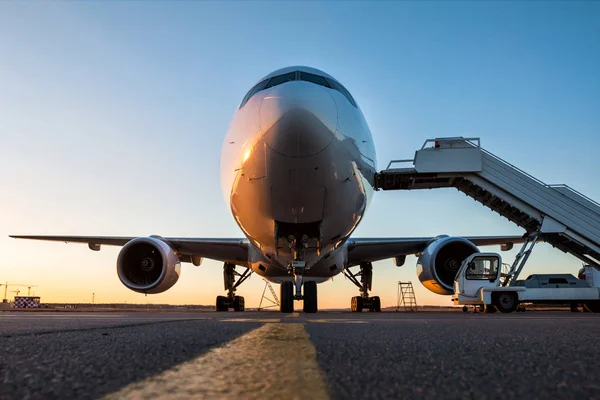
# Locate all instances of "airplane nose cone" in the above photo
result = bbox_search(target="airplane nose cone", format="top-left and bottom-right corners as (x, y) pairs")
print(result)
(259, 82), (337, 158)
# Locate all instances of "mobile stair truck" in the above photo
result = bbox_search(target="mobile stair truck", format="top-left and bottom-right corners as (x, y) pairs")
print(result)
(376, 137), (600, 314)
(452, 252), (600, 313)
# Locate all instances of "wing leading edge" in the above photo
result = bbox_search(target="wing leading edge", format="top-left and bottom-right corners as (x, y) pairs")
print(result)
(346, 235), (527, 266)
(11, 234), (526, 268)
(9, 235), (250, 266)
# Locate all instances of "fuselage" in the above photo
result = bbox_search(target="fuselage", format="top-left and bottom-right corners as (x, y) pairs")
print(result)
(221, 66), (377, 282)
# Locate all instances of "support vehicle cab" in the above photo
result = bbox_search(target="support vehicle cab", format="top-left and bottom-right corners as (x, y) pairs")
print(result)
(452, 253), (600, 313)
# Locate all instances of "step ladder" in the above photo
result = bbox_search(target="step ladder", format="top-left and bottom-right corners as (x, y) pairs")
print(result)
(397, 281), (418, 311)
(377, 137), (600, 270)
(257, 280), (280, 311)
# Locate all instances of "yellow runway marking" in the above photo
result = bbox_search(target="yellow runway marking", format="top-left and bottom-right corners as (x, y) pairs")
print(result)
(220, 318), (281, 323)
(103, 323), (329, 400)
(285, 312), (300, 318)
(309, 319), (367, 324)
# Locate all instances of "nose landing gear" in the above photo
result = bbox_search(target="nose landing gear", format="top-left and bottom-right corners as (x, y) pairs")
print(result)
(279, 279), (318, 313)
(344, 262), (381, 312)
(279, 259), (319, 313)
(276, 231), (321, 313)
(215, 263), (252, 312)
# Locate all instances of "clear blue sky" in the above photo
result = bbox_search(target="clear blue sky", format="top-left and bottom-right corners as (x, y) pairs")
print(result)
(1, 2), (598, 307)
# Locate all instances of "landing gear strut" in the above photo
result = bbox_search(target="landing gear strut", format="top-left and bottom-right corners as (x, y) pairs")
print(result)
(277, 233), (319, 314)
(215, 263), (252, 312)
(344, 262), (381, 312)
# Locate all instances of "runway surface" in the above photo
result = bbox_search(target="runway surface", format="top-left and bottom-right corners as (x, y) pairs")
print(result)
(1, 310), (599, 399)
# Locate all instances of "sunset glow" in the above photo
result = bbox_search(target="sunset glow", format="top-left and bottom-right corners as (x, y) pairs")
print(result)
(1, 2), (598, 308)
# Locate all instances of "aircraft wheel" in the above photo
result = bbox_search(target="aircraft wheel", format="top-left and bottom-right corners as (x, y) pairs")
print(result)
(303, 281), (318, 313)
(494, 292), (518, 313)
(372, 296), (381, 312)
(233, 296), (245, 312)
(280, 281), (294, 313)
(351, 296), (363, 312)
(216, 295), (229, 312)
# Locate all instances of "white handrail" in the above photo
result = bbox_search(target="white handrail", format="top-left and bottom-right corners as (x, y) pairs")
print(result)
(548, 184), (600, 209)
(421, 137), (481, 149)
(385, 137), (600, 209)
(386, 159), (414, 170)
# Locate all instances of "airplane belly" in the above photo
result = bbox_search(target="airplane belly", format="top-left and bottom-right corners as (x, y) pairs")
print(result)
(248, 244), (348, 283)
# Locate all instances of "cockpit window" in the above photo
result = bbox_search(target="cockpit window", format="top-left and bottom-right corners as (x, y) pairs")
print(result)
(265, 72), (296, 89)
(239, 79), (269, 108)
(299, 72), (331, 89)
(239, 70), (357, 109)
(326, 78), (357, 107)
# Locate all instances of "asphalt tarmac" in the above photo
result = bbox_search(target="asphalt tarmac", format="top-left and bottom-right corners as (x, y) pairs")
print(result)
(1, 311), (599, 399)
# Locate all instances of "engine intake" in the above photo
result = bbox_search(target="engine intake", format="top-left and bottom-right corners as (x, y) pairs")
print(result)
(417, 236), (479, 295)
(117, 236), (181, 294)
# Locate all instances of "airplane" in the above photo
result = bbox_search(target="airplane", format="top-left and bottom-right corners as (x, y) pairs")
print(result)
(11, 66), (524, 313)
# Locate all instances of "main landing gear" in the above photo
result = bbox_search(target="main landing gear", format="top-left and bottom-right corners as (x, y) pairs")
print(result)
(344, 262), (381, 312)
(215, 263), (252, 312)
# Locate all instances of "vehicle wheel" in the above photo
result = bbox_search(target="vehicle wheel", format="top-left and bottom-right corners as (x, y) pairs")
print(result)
(570, 302), (580, 313)
(584, 301), (600, 313)
(372, 296), (381, 312)
(303, 281), (318, 313)
(280, 281), (294, 313)
(484, 304), (497, 313)
(462, 306), (468, 312)
(233, 296), (245, 312)
(216, 296), (228, 312)
(494, 292), (518, 313)
(351, 296), (363, 312)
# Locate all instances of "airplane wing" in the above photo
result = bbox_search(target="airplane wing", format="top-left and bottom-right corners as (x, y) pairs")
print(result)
(9, 235), (249, 265)
(346, 235), (526, 265)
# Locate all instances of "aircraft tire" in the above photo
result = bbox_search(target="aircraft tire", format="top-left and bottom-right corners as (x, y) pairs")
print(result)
(351, 296), (363, 312)
(280, 281), (294, 313)
(303, 281), (318, 313)
(233, 296), (245, 312)
(372, 296), (381, 312)
(216, 295), (228, 312)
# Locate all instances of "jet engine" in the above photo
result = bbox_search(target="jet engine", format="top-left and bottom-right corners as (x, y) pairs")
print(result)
(117, 236), (181, 294)
(416, 236), (479, 295)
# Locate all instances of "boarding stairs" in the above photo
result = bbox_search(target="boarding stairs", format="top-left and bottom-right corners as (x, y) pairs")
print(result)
(376, 137), (600, 270)
(397, 281), (418, 311)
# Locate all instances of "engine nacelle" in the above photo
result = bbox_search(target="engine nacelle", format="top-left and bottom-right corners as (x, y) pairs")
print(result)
(117, 236), (181, 294)
(416, 236), (479, 295)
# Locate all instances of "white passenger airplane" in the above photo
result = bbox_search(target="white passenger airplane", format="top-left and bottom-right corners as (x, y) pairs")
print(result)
(11, 66), (523, 313)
